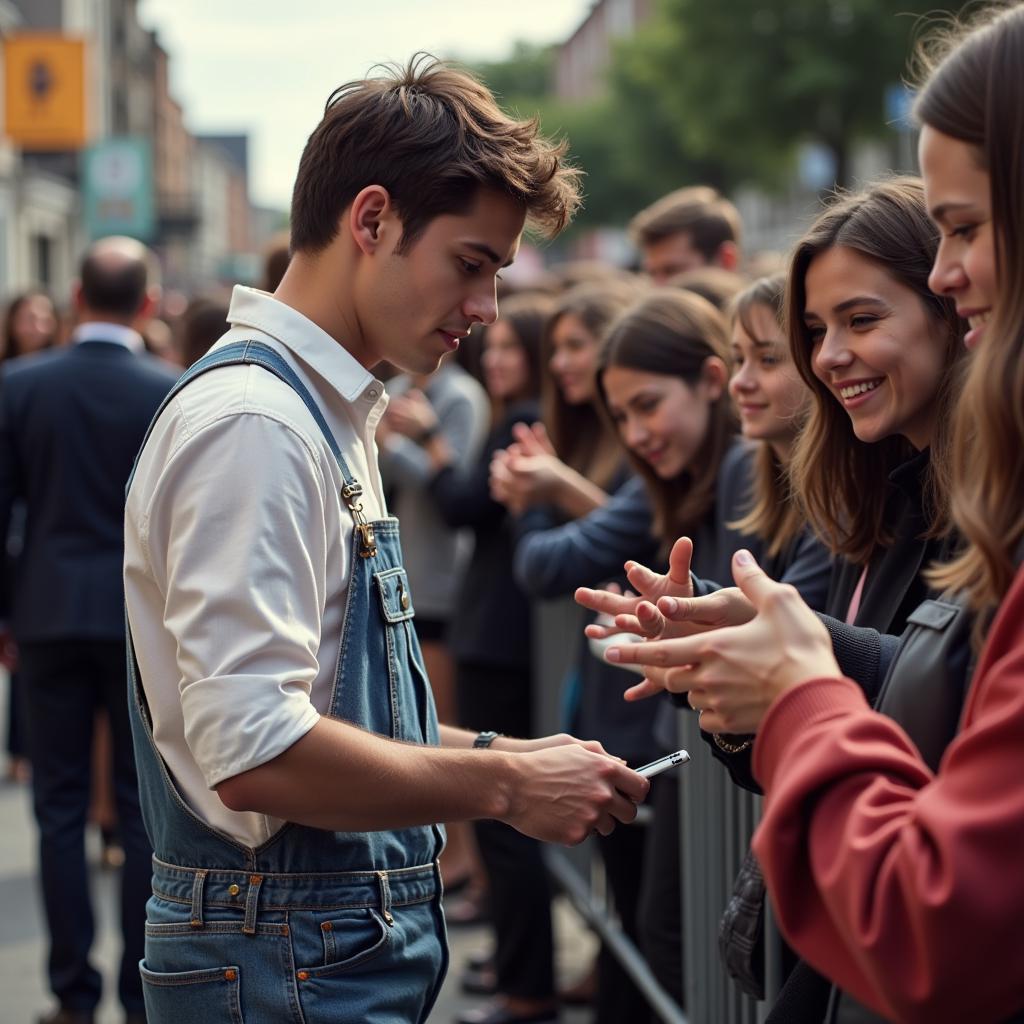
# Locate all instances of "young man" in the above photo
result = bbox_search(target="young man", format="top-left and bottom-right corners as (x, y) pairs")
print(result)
(124, 57), (648, 1024)
(629, 184), (742, 283)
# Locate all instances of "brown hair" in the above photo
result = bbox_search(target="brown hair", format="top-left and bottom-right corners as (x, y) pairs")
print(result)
(179, 296), (229, 368)
(290, 54), (581, 255)
(3, 289), (58, 361)
(542, 281), (642, 490)
(787, 177), (965, 564)
(915, 4), (1024, 619)
(727, 274), (808, 557)
(628, 186), (742, 260)
(669, 266), (748, 311)
(483, 292), (553, 421)
(597, 289), (736, 545)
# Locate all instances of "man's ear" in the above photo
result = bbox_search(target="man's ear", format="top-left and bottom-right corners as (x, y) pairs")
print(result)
(71, 281), (85, 313)
(348, 185), (395, 256)
(715, 241), (740, 272)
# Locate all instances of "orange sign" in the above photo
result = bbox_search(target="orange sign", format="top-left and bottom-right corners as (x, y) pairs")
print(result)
(4, 34), (88, 150)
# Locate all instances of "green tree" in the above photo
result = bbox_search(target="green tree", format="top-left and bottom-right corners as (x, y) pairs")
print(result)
(627, 0), (962, 190)
(470, 42), (555, 107)
(469, 41), (701, 232)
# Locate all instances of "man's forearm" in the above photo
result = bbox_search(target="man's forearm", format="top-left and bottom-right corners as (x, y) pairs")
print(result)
(217, 717), (517, 831)
(215, 716), (649, 848)
(439, 722), (479, 748)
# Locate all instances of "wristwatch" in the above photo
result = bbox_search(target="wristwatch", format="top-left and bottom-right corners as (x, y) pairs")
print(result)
(472, 730), (502, 749)
(417, 422), (440, 444)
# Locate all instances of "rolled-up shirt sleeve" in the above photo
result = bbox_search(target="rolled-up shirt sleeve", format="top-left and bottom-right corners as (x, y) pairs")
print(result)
(142, 411), (330, 788)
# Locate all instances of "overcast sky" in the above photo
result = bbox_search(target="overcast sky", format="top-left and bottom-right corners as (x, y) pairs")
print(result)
(138, 0), (590, 210)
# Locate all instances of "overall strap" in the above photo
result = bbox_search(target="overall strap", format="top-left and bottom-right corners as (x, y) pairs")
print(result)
(127, 339), (379, 557)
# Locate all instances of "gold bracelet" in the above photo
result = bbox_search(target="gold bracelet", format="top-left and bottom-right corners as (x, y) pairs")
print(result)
(713, 733), (753, 754)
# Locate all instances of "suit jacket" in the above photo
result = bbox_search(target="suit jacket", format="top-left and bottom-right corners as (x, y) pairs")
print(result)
(0, 340), (179, 642)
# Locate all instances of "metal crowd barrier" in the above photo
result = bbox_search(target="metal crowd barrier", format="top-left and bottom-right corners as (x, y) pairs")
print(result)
(533, 597), (774, 1024)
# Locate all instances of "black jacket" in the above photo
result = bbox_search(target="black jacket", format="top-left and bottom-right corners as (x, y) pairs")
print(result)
(0, 341), (179, 642)
(428, 401), (538, 671)
(765, 449), (962, 1024)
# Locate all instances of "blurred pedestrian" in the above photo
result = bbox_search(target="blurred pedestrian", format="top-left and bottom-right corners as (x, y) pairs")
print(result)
(3, 290), (59, 359)
(629, 186), (742, 284)
(177, 296), (229, 368)
(0, 290), (59, 784)
(0, 237), (179, 1024)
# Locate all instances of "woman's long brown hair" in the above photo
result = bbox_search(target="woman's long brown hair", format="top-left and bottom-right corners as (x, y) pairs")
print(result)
(915, 4), (1024, 623)
(727, 274), (808, 557)
(596, 289), (736, 547)
(786, 177), (965, 565)
(541, 281), (642, 489)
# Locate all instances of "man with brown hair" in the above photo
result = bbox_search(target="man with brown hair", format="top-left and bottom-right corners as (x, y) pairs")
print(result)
(124, 56), (648, 1024)
(629, 184), (742, 283)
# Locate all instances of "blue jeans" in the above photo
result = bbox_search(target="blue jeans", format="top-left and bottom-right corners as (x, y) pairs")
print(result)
(140, 860), (448, 1023)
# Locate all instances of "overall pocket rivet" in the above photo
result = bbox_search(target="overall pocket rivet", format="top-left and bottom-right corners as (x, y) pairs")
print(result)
(297, 970), (310, 982)
(321, 921), (333, 932)
(224, 969), (237, 982)
(228, 884), (240, 896)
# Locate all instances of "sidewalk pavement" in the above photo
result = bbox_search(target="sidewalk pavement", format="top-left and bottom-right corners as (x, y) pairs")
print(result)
(0, 707), (597, 1023)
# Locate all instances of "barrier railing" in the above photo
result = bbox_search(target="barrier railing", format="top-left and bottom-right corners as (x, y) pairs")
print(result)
(534, 597), (772, 1024)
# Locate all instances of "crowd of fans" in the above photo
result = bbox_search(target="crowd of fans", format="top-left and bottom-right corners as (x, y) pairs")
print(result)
(5, 5), (1024, 1023)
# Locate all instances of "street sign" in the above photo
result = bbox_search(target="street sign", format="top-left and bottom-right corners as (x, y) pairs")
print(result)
(82, 137), (155, 242)
(4, 34), (88, 150)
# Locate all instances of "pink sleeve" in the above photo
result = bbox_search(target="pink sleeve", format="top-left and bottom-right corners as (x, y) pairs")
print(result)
(751, 567), (1024, 1024)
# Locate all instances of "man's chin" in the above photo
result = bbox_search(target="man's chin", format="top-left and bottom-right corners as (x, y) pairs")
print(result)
(385, 351), (447, 377)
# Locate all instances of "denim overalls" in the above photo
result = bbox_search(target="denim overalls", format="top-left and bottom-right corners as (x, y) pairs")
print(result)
(126, 341), (448, 1023)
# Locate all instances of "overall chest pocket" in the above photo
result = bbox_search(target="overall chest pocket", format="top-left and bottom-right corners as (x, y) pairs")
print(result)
(374, 568), (429, 742)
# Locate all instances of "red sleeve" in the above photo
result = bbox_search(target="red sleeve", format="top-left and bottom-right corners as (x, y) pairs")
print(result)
(751, 564), (1024, 1024)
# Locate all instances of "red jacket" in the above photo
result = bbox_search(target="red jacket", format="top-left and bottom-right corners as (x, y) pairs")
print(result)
(752, 562), (1024, 1024)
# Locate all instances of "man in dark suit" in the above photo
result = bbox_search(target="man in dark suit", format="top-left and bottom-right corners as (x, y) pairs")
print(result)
(0, 237), (179, 1024)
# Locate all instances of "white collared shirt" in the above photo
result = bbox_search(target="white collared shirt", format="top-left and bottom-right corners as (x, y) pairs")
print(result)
(124, 286), (389, 846)
(72, 321), (145, 353)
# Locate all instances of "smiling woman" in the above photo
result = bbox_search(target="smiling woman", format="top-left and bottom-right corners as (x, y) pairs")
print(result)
(786, 177), (966, 569)
(596, 288), (735, 547)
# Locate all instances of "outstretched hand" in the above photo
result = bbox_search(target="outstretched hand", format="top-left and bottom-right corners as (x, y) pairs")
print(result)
(604, 550), (840, 734)
(511, 420), (557, 457)
(576, 537), (695, 640)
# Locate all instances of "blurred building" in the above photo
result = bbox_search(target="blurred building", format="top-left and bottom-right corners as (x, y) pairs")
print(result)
(0, 0), (282, 303)
(554, 0), (654, 102)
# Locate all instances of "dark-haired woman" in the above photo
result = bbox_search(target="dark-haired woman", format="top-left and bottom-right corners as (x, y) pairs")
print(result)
(491, 280), (653, 1021)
